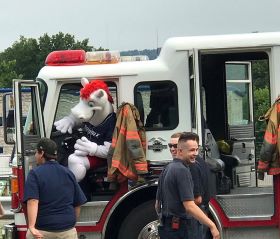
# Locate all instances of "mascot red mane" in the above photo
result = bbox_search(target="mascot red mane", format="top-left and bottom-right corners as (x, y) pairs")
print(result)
(54, 78), (116, 182)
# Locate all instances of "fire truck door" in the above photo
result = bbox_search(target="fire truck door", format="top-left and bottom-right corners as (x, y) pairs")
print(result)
(225, 62), (256, 187)
(188, 49), (203, 142)
(14, 80), (45, 179)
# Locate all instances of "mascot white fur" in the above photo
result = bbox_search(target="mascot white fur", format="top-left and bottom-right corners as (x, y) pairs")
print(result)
(54, 78), (116, 182)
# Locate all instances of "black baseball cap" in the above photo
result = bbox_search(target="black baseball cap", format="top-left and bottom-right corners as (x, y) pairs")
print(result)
(37, 138), (58, 158)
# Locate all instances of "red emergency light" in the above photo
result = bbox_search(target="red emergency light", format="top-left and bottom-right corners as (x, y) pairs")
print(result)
(45, 50), (86, 66)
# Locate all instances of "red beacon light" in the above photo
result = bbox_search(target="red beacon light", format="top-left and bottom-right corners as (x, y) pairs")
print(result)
(45, 50), (86, 66)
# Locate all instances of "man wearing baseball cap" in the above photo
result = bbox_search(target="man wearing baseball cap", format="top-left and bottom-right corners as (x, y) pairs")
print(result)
(24, 138), (87, 239)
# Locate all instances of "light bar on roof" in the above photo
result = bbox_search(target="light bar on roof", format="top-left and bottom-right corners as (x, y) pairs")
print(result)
(86, 51), (120, 64)
(45, 50), (120, 66)
(120, 55), (149, 62)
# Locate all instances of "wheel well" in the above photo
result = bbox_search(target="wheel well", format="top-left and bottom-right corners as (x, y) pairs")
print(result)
(104, 185), (157, 239)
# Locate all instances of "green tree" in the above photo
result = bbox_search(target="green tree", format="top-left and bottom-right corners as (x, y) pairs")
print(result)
(251, 59), (270, 131)
(254, 86), (270, 121)
(251, 60), (270, 159)
(37, 33), (94, 70)
(252, 60), (269, 89)
(0, 37), (40, 80)
(0, 32), (94, 80)
(0, 60), (22, 87)
(253, 86), (270, 158)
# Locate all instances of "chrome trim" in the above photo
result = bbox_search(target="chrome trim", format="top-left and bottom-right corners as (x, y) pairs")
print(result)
(209, 204), (224, 239)
(228, 215), (272, 221)
(216, 192), (273, 199)
(83, 201), (109, 206)
(17, 228), (28, 232)
(76, 221), (97, 226)
(147, 160), (171, 165)
(11, 199), (22, 213)
(101, 181), (158, 239)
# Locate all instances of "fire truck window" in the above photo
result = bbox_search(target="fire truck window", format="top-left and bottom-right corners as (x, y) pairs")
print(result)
(22, 89), (40, 136)
(55, 84), (81, 122)
(54, 82), (118, 123)
(134, 81), (178, 130)
(226, 63), (251, 126)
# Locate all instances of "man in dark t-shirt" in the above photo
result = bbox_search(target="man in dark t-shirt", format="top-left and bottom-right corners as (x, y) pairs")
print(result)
(158, 159), (194, 219)
(155, 132), (219, 239)
(167, 132), (211, 239)
(23, 138), (87, 239)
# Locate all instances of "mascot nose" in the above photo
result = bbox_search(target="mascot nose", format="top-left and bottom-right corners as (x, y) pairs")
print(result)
(71, 108), (85, 120)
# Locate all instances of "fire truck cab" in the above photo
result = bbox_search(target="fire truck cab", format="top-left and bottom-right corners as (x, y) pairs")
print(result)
(3, 32), (280, 239)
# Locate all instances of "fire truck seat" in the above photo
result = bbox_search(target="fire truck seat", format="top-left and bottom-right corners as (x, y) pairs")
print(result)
(220, 153), (241, 188)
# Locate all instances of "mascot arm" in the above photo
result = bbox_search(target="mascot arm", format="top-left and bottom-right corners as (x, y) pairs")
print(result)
(54, 113), (80, 134)
(95, 141), (111, 158)
(74, 137), (110, 158)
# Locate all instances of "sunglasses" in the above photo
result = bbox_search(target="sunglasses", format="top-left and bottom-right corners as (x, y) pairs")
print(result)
(168, 143), (178, 149)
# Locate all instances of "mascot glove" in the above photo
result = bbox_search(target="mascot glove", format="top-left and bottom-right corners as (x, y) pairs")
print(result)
(74, 136), (98, 156)
(54, 114), (76, 134)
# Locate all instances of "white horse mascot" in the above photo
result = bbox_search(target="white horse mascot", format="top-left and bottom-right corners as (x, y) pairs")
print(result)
(54, 78), (116, 182)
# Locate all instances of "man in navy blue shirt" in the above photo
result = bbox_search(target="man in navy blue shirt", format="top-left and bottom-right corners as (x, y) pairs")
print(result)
(155, 132), (219, 239)
(23, 138), (87, 239)
(166, 132), (211, 239)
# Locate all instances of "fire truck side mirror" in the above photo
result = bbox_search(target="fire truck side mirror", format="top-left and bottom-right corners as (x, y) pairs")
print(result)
(2, 93), (15, 145)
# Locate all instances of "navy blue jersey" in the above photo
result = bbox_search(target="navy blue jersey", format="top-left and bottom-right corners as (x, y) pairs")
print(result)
(83, 112), (116, 145)
(23, 161), (87, 231)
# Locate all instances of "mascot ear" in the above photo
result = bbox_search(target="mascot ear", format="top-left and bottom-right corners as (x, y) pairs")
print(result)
(81, 77), (89, 87)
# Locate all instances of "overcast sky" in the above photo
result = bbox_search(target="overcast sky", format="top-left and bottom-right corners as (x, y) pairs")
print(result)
(1, 0), (280, 52)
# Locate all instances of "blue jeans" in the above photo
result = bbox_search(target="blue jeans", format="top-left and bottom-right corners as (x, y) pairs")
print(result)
(158, 217), (193, 239)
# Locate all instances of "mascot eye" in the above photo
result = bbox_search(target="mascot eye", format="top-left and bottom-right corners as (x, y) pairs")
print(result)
(88, 101), (95, 107)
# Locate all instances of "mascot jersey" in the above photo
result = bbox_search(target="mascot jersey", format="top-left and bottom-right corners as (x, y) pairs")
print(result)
(83, 112), (116, 169)
(83, 112), (116, 145)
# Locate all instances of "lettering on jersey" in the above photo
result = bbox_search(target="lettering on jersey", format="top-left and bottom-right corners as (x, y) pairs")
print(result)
(84, 124), (101, 138)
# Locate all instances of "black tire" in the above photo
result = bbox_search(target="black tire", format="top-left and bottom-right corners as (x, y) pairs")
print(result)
(118, 200), (157, 239)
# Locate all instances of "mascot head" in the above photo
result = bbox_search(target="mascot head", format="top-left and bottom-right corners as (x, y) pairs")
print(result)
(80, 78), (113, 104)
(71, 78), (114, 125)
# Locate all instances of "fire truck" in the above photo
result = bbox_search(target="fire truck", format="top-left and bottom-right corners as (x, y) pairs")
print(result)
(2, 32), (280, 239)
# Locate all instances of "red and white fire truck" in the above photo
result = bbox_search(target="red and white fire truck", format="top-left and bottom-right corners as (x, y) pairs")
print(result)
(3, 32), (280, 239)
